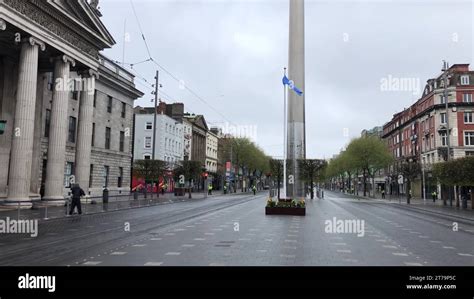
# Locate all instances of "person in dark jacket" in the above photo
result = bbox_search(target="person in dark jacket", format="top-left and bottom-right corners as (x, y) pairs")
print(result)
(69, 184), (85, 215)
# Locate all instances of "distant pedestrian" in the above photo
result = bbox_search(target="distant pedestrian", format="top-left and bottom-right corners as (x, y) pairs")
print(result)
(208, 184), (213, 195)
(223, 184), (227, 195)
(162, 183), (167, 195)
(252, 185), (257, 196)
(381, 189), (385, 199)
(432, 191), (437, 203)
(69, 183), (85, 215)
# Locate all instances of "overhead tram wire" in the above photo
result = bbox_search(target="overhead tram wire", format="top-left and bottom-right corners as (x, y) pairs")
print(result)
(128, 0), (239, 127)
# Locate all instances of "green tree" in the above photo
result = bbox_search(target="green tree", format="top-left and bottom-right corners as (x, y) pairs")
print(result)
(400, 159), (421, 204)
(269, 159), (283, 199)
(433, 157), (474, 209)
(173, 160), (203, 198)
(345, 136), (393, 197)
(299, 159), (327, 199)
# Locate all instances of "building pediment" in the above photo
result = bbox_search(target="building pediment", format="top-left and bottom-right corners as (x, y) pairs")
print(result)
(0, 0), (115, 69)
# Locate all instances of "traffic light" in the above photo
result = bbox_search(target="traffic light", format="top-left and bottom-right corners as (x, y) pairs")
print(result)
(0, 120), (6, 135)
(204, 172), (208, 179)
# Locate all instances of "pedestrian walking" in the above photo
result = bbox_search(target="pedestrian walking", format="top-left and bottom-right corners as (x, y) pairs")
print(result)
(432, 190), (437, 203)
(162, 183), (167, 195)
(223, 184), (227, 195)
(381, 189), (385, 199)
(69, 183), (85, 215)
(252, 185), (257, 196)
(208, 184), (213, 195)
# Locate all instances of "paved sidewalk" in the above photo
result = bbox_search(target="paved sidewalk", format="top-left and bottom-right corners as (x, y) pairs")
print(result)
(326, 189), (474, 220)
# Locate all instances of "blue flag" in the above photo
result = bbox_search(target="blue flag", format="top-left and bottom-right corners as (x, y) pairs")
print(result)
(282, 75), (303, 96)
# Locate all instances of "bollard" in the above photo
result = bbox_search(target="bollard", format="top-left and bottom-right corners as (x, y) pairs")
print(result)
(66, 198), (70, 216)
(44, 204), (49, 220)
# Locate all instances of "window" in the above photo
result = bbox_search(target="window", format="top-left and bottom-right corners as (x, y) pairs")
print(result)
(462, 93), (473, 103)
(121, 102), (126, 118)
(119, 131), (125, 152)
(92, 123), (95, 147)
(89, 164), (93, 188)
(145, 122), (152, 130)
(68, 116), (76, 143)
(107, 96), (113, 113)
(440, 95), (447, 104)
(440, 113), (446, 124)
(460, 75), (470, 85)
(70, 80), (78, 100)
(466, 151), (474, 156)
(144, 154), (151, 160)
(64, 162), (74, 187)
(464, 112), (473, 124)
(440, 132), (448, 146)
(103, 165), (109, 188)
(44, 109), (51, 137)
(105, 127), (111, 150)
(465, 132), (474, 146)
(145, 137), (152, 149)
(118, 167), (123, 188)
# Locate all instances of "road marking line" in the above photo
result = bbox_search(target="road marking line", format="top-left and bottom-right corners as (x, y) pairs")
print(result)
(343, 258), (358, 263)
(257, 249), (267, 253)
(265, 239), (273, 242)
(212, 228), (223, 231)
(205, 233), (215, 235)
(150, 238), (162, 241)
(337, 249), (351, 253)
(404, 262), (423, 266)
(165, 252), (181, 256)
(238, 238), (251, 241)
(133, 244), (146, 247)
(457, 253), (473, 257)
(185, 225), (195, 228)
(83, 261), (102, 265)
(283, 246), (297, 250)
(418, 236), (429, 239)
(209, 263), (226, 266)
(284, 239), (297, 243)
(333, 243), (347, 246)
(429, 240), (441, 243)
(392, 253), (409, 256)
(144, 262), (163, 266)
(442, 246), (455, 249)
(174, 228), (186, 232)
(382, 245), (398, 249)
(164, 233), (175, 236)
(182, 244), (195, 247)
(409, 231), (421, 234)
(110, 252), (127, 255)
(194, 238), (205, 241)
(280, 254), (296, 258)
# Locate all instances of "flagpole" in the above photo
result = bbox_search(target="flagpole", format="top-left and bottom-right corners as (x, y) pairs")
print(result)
(283, 67), (287, 200)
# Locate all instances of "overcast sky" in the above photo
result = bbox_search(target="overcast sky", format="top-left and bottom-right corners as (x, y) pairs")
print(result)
(99, 0), (473, 159)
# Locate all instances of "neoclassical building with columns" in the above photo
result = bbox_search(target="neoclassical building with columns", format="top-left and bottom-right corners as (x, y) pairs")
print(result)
(0, 0), (143, 208)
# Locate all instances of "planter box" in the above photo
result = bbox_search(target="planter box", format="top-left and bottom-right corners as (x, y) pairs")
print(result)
(265, 207), (305, 216)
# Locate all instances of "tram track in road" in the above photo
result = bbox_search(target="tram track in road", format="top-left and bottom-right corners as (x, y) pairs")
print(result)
(0, 194), (262, 266)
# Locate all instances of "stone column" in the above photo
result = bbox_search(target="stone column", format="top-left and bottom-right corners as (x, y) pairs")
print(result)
(75, 69), (98, 195)
(43, 55), (75, 204)
(5, 37), (45, 207)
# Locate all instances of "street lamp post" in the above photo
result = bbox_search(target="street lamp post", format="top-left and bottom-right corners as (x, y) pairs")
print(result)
(442, 61), (452, 206)
(422, 154), (426, 203)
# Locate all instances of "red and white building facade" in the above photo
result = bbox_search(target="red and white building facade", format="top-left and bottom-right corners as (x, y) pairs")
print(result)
(382, 64), (474, 198)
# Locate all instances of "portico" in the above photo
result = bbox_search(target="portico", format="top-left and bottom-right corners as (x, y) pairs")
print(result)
(0, 0), (116, 207)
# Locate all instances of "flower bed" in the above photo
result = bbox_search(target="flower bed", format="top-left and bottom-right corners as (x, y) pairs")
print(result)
(265, 198), (306, 216)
